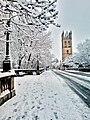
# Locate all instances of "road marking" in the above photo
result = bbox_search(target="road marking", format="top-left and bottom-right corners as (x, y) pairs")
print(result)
(70, 84), (88, 99)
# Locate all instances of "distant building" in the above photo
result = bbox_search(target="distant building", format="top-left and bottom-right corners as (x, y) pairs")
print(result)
(61, 31), (72, 62)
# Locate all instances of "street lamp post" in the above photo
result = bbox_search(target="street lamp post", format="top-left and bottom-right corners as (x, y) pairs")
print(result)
(3, 19), (11, 72)
(2, 3), (12, 72)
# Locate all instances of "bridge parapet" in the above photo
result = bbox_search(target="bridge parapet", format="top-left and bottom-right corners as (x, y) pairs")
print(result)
(0, 72), (16, 106)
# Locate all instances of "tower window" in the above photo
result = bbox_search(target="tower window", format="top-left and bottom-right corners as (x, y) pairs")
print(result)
(68, 41), (70, 45)
(64, 41), (67, 47)
(65, 41), (67, 45)
(68, 41), (71, 47)
(67, 50), (69, 54)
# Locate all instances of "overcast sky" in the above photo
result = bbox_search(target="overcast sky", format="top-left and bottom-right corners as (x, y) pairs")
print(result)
(50, 0), (90, 60)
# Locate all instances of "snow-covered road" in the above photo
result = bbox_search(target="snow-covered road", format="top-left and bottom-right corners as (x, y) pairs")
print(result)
(0, 70), (90, 120)
(53, 70), (90, 107)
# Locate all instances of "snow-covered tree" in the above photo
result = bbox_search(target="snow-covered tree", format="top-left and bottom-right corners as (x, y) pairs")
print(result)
(11, 30), (53, 69)
(51, 58), (60, 69)
(77, 39), (90, 67)
(0, 0), (60, 31)
(0, 0), (60, 69)
(63, 53), (80, 69)
(30, 31), (52, 69)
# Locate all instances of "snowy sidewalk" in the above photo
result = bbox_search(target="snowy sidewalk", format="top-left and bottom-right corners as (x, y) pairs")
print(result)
(0, 70), (90, 120)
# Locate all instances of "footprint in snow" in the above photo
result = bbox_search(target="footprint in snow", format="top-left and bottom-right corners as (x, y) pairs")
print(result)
(40, 108), (44, 111)
(37, 106), (40, 109)
(53, 112), (58, 119)
(41, 97), (44, 100)
(35, 97), (38, 99)
(7, 117), (11, 120)
(22, 115), (25, 119)
(38, 100), (42, 105)
(24, 111), (27, 115)
(34, 115), (39, 120)
(51, 108), (53, 110)
(54, 93), (58, 96)
(54, 100), (57, 104)
(32, 101), (34, 104)
(40, 94), (43, 96)
(48, 96), (54, 98)
(21, 112), (27, 119)
(31, 106), (35, 109)
(13, 109), (17, 112)
(13, 102), (18, 106)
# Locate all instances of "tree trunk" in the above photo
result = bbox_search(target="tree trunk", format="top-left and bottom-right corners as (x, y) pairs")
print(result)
(27, 53), (31, 69)
(18, 59), (21, 69)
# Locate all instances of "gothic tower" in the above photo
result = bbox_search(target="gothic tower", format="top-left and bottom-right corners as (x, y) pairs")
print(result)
(61, 31), (72, 61)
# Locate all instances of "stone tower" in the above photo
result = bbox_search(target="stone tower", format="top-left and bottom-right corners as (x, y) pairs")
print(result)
(61, 31), (72, 61)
